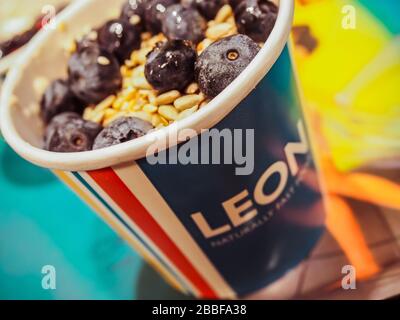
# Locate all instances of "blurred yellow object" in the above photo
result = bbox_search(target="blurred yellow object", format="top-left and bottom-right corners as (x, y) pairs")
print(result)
(293, 0), (400, 171)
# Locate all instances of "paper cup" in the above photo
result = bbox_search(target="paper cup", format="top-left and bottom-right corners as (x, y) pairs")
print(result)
(0, 0), (325, 298)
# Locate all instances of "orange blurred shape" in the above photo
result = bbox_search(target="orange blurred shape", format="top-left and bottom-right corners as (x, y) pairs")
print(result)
(325, 194), (381, 280)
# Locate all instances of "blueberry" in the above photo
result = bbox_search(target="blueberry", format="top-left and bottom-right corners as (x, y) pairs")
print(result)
(120, 0), (146, 24)
(44, 112), (102, 152)
(68, 45), (122, 104)
(40, 79), (83, 124)
(162, 4), (206, 44)
(228, 0), (243, 9)
(182, 0), (228, 20)
(97, 19), (141, 63)
(234, 0), (278, 42)
(75, 31), (98, 52)
(195, 34), (259, 98)
(93, 116), (153, 149)
(145, 40), (196, 92)
(144, 0), (179, 34)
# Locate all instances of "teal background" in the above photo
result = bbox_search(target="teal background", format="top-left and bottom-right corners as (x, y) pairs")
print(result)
(0, 0), (398, 299)
(0, 139), (189, 300)
(0, 139), (142, 299)
(359, 0), (400, 34)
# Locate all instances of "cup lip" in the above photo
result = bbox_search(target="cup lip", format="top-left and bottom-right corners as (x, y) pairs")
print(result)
(0, 0), (294, 171)
(0, 49), (22, 75)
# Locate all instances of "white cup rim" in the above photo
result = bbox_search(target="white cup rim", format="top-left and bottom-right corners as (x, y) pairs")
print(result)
(0, 0), (294, 171)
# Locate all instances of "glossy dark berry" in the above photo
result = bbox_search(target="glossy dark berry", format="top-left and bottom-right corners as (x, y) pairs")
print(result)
(195, 34), (259, 98)
(40, 79), (83, 124)
(182, 0), (228, 20)
(120, 0), (146, 23)
(162, 4), (206, 44)
(44, 112), (102, 152)
(93, 116), (153, 149)
(97, 19), (141, 63)
(75, 38), (95, 52)
(75, 31), (98, 52)
(145, 40), (196, 92)
(234, 0), (278, 42)
(144, 0), (179, 34)
(68, 45), (122, 104)
(229, 0), (243, 9)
